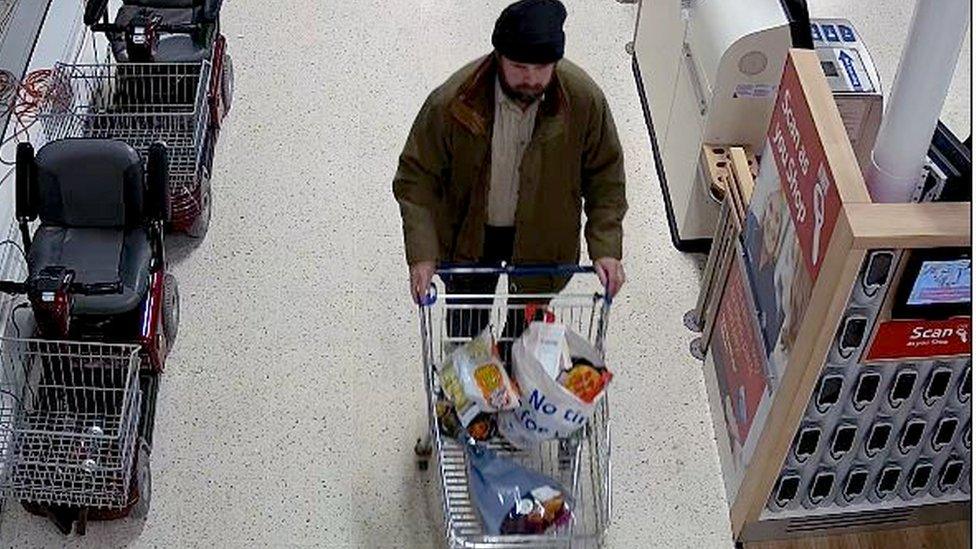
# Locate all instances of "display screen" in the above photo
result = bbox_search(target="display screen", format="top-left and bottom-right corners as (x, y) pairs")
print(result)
(933, 418), (958, 447)
(811, 473), (834, 500)
(941, 461), (963, 489)
(866, 423), (891, 453)
(776, 475), (799, 504)
(878, 468), (901, 493)
(821, 61), (839, 77)
(890, 370), (917, 403)
(906, 259), (971, 305)
(845, 470), (868, 499)
(817, 375), (843, 410)
(910, 464), (932, 491)
(832, 426), (857, 456)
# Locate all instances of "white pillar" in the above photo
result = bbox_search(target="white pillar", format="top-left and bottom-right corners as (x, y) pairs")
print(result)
(865, 0), (970, 203)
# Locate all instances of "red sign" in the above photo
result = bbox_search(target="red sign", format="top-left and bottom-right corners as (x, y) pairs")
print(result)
(865, 317), (972, 362)
(767, 56), (842, 281)
(712, 255), (769, 450)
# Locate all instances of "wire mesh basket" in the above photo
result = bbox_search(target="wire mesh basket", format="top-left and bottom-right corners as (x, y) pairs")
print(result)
(37, 61), (212, 223)
(0, 338), (142, 509)
(420, 280), (612, 548)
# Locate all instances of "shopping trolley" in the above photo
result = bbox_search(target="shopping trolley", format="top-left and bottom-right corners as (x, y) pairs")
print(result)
(415, 265), (613, 548)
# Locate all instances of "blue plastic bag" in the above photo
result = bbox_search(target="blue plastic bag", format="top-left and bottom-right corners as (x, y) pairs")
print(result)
(465, 439), (574, 535)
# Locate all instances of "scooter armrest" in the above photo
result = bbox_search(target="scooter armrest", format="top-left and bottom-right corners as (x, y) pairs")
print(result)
(84, 0), (111, 26)
(202, 0), (223, 21)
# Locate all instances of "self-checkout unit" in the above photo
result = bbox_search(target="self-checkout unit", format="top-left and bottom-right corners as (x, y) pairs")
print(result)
(635, 0), (971, 543)
(632, 0), (884, 252)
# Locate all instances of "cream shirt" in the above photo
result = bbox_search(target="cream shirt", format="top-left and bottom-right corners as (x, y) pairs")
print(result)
(487, 77), (541, 227)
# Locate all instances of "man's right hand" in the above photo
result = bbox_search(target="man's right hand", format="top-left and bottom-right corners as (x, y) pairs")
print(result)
(410, 261), (437, 304)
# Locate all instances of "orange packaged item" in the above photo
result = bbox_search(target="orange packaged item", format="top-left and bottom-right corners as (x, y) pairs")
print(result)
(556, 358), (612, 404)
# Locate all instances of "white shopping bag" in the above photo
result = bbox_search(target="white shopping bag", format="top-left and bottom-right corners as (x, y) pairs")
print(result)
(498, 322), (609, 448)
(524, 321), (569, 379)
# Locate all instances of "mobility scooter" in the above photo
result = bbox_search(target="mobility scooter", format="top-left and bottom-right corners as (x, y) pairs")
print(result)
(38, 0), (233, 238)
(0, 138), (179, 534)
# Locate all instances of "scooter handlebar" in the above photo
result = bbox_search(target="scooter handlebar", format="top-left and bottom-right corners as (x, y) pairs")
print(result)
(0, 279), (121, 296)
(73, 281), (123, 296)
(90, 22), (200, 35)
(0, 281), (25, 295)
(155, 23), (200, 35)
(90, 22), (126, 33)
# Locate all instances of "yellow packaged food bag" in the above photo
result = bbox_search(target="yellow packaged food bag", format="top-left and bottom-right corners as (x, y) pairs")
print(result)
(436, 326), (520, 427)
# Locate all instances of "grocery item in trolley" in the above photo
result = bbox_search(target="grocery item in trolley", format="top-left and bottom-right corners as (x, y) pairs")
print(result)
(559, 356), (612, 404)
(436, 399), (497, 441)
(465, 438), (575, 535)
(436, 327), (519, 431)
(499, 322), (612, 448)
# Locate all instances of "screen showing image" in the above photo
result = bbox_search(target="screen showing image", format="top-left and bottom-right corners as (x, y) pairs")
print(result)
(907, 259), (971, 305)
(821, 61), (839, 77)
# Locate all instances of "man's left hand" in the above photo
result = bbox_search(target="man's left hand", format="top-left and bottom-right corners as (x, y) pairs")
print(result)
(594, 257), (626, 298)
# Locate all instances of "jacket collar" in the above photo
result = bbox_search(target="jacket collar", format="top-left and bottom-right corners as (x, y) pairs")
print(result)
(448, 54), (569, 140)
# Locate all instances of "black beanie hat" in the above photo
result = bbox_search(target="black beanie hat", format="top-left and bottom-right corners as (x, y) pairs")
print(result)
(492, 0), (567, 65)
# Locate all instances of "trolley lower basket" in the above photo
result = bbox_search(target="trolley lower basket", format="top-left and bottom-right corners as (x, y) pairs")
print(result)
(434, 401), (611, 549)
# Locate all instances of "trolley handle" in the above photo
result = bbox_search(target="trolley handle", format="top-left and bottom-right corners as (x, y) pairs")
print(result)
(435, 263), (596, 277)
(422, 263), (610, 306)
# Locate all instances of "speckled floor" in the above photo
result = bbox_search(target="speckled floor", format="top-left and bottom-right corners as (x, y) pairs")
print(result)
(0, 1), (969, 548)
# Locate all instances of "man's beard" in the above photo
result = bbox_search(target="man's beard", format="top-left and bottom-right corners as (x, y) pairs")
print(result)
(498, 73), (546, 104)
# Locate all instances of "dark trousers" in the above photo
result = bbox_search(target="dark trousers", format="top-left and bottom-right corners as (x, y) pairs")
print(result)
(444, 226), (536, 363)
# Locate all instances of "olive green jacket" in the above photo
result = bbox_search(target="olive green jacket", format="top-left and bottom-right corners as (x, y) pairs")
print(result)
(393, 54), (626, 291)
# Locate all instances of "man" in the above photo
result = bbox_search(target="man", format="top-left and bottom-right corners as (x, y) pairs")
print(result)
(394, 0), (627, 317)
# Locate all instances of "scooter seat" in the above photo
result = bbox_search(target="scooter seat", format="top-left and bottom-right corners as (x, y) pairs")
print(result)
(116, 4), (198, 27)
(28, 226), (152, 316)
(111, 6), (213, 63)
(156, 34), (210, 62)
(26, 139), (156, 317)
